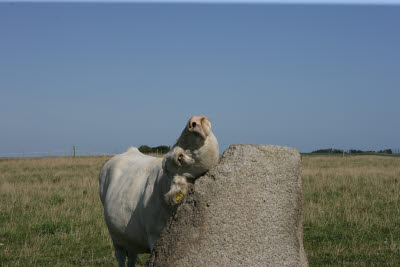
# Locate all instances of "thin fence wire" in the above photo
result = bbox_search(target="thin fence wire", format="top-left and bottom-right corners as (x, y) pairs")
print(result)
(0, 150), (115, 158)
(0, 147), (169, 158)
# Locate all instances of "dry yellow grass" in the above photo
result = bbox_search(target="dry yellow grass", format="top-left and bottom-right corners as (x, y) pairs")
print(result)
(0, 156), (114, 266)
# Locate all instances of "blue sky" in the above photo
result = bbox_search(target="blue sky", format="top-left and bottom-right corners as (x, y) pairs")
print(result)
(1, 2), (399, 156)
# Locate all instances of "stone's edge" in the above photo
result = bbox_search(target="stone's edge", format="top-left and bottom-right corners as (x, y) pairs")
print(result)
(225, 143), (300, 158)
(256, 144), (300, 159)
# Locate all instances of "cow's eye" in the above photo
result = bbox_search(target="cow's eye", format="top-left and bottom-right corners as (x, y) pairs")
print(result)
(177, 154), (183, 164)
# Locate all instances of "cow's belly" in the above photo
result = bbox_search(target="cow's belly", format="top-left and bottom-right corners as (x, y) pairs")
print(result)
(104, 184), (170, 252)
(104, 185), (150, 252)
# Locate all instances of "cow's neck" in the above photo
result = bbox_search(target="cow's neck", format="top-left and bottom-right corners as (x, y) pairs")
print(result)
(151, 166), (176, 207)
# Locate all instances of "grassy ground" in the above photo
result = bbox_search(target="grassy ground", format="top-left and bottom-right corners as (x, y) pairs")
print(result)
(0, 155), (399, 266)
(302, 152), (400, 157)
(302, 155), (400, 266)
(0, 156), (149, 266)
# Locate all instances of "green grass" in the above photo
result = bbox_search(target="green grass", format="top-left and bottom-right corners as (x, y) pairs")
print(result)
(302, 152), (400, 157)
(1, 155), (399, 266)
(302, 155), (400, 266)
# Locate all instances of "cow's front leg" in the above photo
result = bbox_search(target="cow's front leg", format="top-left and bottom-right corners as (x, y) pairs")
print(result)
(114, 243), (126, 267)
(127, 250), (138, 267)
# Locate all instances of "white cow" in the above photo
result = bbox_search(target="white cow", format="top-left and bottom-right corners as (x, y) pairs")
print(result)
(99, 116), (219, 267)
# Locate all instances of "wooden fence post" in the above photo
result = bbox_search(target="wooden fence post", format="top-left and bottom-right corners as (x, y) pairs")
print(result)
(73, 145), (76, 157)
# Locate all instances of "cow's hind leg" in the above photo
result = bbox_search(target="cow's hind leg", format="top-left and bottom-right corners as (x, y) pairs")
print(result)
(114, 244), (127, 267)
(127, 250), (138, 267)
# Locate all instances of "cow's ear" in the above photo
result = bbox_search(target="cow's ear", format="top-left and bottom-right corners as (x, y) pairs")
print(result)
(177, 153), (183, 165)
(164, 174), (189, 205)
(179, 151), (195, 166)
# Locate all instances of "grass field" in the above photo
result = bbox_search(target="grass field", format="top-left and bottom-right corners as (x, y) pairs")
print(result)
(0, 155), (399, 266)
(302, 155), (400, 266)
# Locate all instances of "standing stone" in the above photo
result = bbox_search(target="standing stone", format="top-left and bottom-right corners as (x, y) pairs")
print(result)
(146, 143), (308, 267)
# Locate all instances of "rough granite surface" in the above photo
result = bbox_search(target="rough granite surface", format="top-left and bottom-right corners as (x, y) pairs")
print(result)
(146, 143), (308, 267)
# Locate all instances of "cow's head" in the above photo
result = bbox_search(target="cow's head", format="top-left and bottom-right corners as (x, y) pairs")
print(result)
(162, 115), (219, 204)
(174, 116), (213, 150)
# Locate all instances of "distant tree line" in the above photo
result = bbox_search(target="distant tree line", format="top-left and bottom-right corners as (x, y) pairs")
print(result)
(312, 148), (346, 154)
(138, 145), (170, 154)
(311, 148), (394, 154)
(377, 149), (393, 154)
